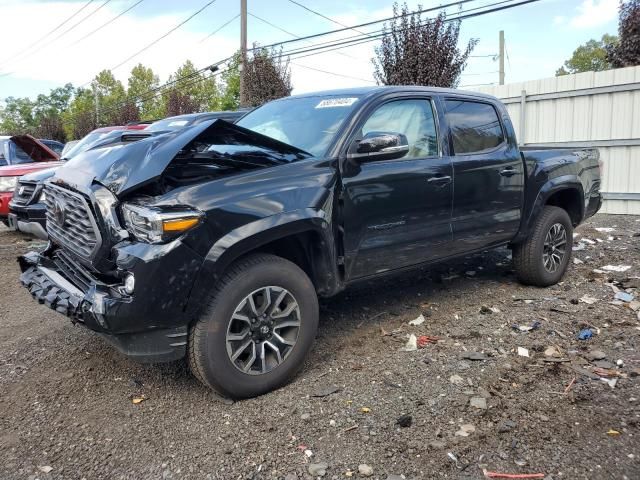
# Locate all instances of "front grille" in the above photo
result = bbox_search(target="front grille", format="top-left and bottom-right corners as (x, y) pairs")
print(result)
(12, 181), (38, 206)
(44, 184), (102, 260)
(53, 250), (93, 293)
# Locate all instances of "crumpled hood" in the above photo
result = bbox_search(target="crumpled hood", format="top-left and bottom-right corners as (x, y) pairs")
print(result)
(52, 119), (309, 197)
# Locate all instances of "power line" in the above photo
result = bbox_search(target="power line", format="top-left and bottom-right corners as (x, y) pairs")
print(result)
(0, 0), (95, 68)
(0, 0), (113, 76)
(248, 11), (361, 61)
(67, 0), (146, 48)
(92, 0), (219, 83)
(291, 62), (375, 83)
(65, 0), (541, 124)
(275, 0), (543, 60)
(286, 0), (371, 36)
(199, 13), (240, 43)
(252, 0), (480, 53)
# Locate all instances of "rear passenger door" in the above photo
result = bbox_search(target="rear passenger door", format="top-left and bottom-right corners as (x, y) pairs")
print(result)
(444, 98), (524, 252)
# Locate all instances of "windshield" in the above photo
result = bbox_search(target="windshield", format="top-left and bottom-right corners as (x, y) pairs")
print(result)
(63, 131), (118, 159)
(0, 139), (37, 165)
(236, 95), (361, 157)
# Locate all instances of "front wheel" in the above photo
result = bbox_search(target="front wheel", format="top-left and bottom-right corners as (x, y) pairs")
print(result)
(188, 253), (319, 399)
(513, 206), (573, 287)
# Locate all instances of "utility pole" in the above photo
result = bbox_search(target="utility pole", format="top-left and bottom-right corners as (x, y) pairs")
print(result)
(499, 30), (505, 86)
(239, 0), (247, 106)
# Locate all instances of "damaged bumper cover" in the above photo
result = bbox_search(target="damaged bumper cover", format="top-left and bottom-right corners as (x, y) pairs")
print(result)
(18, 242), (202, 363)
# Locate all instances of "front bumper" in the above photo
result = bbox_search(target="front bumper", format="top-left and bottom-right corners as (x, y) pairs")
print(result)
(9, 202), (47, 239)
(19, 240), (205, 362)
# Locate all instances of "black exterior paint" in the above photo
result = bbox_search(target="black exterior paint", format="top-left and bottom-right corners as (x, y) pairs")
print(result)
(18, 86), (602, 362)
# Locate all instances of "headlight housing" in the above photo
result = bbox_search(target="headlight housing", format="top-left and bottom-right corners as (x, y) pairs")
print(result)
(121, 203), (203, 243)
(0, 176), (18, 192)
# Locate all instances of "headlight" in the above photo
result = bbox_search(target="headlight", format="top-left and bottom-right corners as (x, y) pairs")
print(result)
(0, 176), (18, 192)
(39, 190), (47, 203)
(121, 203), (203, 243)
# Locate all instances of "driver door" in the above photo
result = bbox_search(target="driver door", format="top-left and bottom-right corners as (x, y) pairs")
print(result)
(340, 97), (453, 280)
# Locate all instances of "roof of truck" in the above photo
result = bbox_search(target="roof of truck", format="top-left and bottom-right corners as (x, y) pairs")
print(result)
(284, 85), (497, 101)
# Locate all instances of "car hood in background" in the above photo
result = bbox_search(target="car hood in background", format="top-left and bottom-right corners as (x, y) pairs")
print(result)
(52, 119), (311, 197)
(10, 135), (60, 162)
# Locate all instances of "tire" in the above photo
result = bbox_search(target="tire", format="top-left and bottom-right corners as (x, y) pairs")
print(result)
(513, 206), (573, 287)
(188, 253), (319, 399)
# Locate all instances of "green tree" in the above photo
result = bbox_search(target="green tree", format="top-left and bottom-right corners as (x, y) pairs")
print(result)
(127, 64), (163, 120)
(556, 34), (618, 75)
(92, 69), (134, 125)
(61, 87), (96, 140)
(218, 53), (241, 110)
(0, 96), (36, 134)
(163, 60), (219, 115)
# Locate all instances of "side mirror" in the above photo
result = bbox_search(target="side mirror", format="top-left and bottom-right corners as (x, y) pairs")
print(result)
(347, 131), (409, 162)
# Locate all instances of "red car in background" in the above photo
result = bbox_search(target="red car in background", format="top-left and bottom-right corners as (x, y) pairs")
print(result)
(0, 135), (60, 224)
(2, 124), (149, 228)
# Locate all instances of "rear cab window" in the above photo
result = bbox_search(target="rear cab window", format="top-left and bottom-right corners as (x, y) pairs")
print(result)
(445, 99), (504, 155)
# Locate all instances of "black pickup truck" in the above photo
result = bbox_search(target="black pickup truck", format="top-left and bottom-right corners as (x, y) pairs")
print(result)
(19, 86), (601, 398)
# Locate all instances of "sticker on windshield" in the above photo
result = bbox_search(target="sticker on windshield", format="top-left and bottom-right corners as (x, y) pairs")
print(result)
(315, 97), (358, 109)
(168, 120), (189, 127)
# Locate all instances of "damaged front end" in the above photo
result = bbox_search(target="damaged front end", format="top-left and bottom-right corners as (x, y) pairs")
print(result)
(18, 119), (312, 362)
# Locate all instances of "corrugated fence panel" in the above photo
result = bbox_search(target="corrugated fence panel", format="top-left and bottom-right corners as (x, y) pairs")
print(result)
(473, 66), (640, 214)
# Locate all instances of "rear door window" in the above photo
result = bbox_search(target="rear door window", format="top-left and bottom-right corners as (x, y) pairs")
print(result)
(445, 100), (504, 154)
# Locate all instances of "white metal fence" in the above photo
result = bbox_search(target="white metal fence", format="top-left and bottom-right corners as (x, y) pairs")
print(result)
(474, 66), (640, 215)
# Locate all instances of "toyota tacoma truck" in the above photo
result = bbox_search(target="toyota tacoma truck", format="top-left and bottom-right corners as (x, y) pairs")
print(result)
(18, 86), (601, 398)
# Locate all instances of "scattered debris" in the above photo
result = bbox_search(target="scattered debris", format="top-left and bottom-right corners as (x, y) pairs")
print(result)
(595, 227), (615, 233)
(38, 466), (53, 474)
(358, 464), (374, 477)
(577, 329), (593, 340)
(417, 335), (439, 348)
(585, 350), (606, 361)
(607, 429), (620, 436)
(600, 265), (631, 272)
(360, 407), (371, 414)
(614, 291), (634, 303)
(480, 305), (500, 314)
(308, 463), (328, 477)
(517, 347), (530, 357)
(396, 414), (412, 427)
(497, 419), (517, 433)
(544, 346), (562, 358)
(401, 334), (418, 351)
(573, 257), (584, 264)
(483, 471), (545, 479)
(564, 377), (576, 394)
(408, 314), (425, 326)
(512, 321), (541, 332)
(462, 351), (488, 361)
(450, 374), (465, 385)
(579, 295), (598, 304)
(312, 385), (341, 398)
(132, 396), (146, 405)
(470, 396), (488, 410)
(455, 424), (476, 437)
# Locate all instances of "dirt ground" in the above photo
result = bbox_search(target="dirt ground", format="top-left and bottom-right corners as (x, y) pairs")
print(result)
(1, 214), (639, 480)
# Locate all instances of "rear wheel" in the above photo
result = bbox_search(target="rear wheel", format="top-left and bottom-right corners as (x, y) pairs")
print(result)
(513, 206), (573, 287)
(188, 254), (319, 399)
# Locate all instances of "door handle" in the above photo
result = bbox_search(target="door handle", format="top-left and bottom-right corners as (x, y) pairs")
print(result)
(499, 167), (517, 177)
(427, 175), (451, 184)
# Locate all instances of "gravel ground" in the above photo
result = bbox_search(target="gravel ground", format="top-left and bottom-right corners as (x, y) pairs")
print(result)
(1, 214), (639, 480)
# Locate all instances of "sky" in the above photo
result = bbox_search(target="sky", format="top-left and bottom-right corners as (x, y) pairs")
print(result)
(0, 0), (621, 102)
